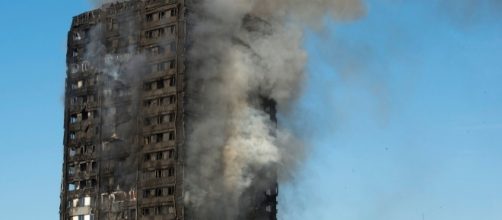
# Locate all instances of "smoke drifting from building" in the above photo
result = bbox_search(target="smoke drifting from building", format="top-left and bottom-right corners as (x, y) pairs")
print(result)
(184, 0), (365, 218)
(81, 0), (365, 219)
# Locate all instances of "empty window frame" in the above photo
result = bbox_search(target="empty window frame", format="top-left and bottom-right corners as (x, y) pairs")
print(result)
(73, 178), (97, 190)
(160, 95), (176, 105)
(69, 132), (76, 140)
(148, 45), (165, 55)
(151, 60), (175, 72)
(143, 95), (176, 107)
(69, 148), (77, 157)
(143, 131), (174, 144)
(70, 114), (78, 124)
(81, 110), (98, 121)
(142, 186), (175, 198)
(144, 112), (175, 126)
(145, 8), (177, 23)
(70, 95), (97, 106)
(84, 145), (96, 154)
(70, 80), (85, 90)
(146, 13), (154, 22)
(69, 164), (76, 176)
(69, 183), (77, 191)
(73, 32), (82, 41)
(71, 196), (93, 208)
(143, 77), (176, 91)
(145, 28), (165, 39)
(145, 26), (175, 39)
(160, 112), (175, 124)
(143, 167), (175, 179)
(158, 11), (166, 20)
(141, 205), (175, 216)
(143, 149), (175, 161)
(71, 144), (95, 157)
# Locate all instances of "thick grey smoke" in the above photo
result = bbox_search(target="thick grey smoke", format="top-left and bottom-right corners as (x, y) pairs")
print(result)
(184, 0), (365, 218)
(83, 0), (365, 218)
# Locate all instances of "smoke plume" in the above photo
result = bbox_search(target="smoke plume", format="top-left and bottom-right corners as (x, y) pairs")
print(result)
(83, 0), (365, 218)
(184, 0), (365, 218)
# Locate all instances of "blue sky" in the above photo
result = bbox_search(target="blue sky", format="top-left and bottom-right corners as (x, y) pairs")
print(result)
(0, 1), (501, 220)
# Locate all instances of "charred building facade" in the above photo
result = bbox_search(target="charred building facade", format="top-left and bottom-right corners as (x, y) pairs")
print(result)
(60, 1), (277, 220)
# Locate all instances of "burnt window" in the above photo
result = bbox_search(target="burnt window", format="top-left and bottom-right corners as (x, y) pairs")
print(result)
(144, 153), (151, 161)
(153, 62), (164, 72)
(146, 13), (154, 22)
(156, 80), (165, 89)
(167, 25), (175, 34)
(69, 132), (76, 140)
(159, 113), (175, 124)
(159, 11), (166, 20)
(149, 46), (164, 55)
(143, 99), (157, 107)
(145, 28), (165, 39)
(164, 186), (174, 196)
(70, 114), (78, 124)
(166, 149), (174, 159)
(144, 82), (153, 91)
(142, 208), (150, 216)
(70, 97), (78, 105)
(144, 136), (152, 144)
(160, 95), (176, 105)
(169, 76), (176, 86)
(82, 111), (89, 120)
(143, 189), (150, 198)
(155, 188), (163, 196)
(79, 163), (87, 172)
(84, 145), (95, 154)
(144, 118), (152, 126)
(146, 10), (172, 22)
(143, 99), (151, 107)
(155, 170), (162, 178)
(80, 180), (87, 189)
(166, 186), (175, 195)
(73, 32), (82, 41)
(69, 148), (77, 157)
(68, 164), (76, 175)
(69, 183), (76, 191)
(72, 48), (79, 58)
(90, 179), (97, 187)
(156, 152), (163, 160)
(152, 60), (175, 72)
(156, 133), (163, 142)
(167, 167), (175, 176)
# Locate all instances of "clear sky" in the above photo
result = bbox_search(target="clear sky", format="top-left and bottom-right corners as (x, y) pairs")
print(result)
(1, 1), (501, 220)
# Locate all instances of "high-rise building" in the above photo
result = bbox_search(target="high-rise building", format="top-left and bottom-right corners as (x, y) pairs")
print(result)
(60, 1), (277, 220)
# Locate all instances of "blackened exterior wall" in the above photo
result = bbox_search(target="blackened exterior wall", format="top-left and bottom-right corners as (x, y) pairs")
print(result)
(61, 1), (276, 220)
